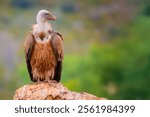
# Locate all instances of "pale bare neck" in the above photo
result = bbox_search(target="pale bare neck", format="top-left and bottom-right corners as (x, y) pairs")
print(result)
(36, 21), (52, 33)
(36, 14), (52, 30)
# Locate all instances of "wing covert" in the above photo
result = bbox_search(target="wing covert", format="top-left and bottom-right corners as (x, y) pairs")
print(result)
(24, 32), (35, 82)
(51, 32), (64, 61)
(51, 32), (64, 82)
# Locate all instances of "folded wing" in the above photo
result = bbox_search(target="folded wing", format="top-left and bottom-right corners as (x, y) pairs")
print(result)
(51, 31), (64, 82)
(24, 32), (35, 82)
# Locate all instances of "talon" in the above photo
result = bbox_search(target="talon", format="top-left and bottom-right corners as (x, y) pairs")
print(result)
(44, 80), (58, 84)
(50, 80), (58, 83)
(43, 80), (48, 83)
(34, 81), (42, 85)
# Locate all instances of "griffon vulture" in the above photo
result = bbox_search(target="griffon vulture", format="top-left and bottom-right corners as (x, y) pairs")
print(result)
(24, 9), (64, 83)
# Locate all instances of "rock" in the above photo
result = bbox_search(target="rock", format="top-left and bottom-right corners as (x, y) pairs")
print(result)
(13, 82), (106, 100)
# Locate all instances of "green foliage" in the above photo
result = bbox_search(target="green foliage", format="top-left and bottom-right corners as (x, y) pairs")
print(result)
(16, 63), (31, 84)
(62, 54), (103, 96)
(87, 16), (150, 99)
(61, 16), (150, 99)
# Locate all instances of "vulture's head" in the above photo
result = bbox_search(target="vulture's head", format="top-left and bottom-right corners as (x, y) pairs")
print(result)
(36, 9), (56, 24)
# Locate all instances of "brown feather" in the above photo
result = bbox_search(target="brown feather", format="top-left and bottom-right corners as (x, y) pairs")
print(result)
(24, 29), (64, 82)
(39, 32), (46, 40)
(30, 39), (57, 82)
(24, 32), (35, 82)
(51, 34), (64, 61)
(51, 31), (64, 82)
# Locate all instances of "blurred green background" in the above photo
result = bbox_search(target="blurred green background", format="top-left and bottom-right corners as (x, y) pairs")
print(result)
(0, 0), (150, 99)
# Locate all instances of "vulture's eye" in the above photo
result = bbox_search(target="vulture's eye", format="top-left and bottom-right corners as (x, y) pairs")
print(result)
(45, 13), (49, 15)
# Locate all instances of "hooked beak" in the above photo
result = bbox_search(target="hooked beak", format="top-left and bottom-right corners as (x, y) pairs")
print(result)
(49, 14), (56, 20)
